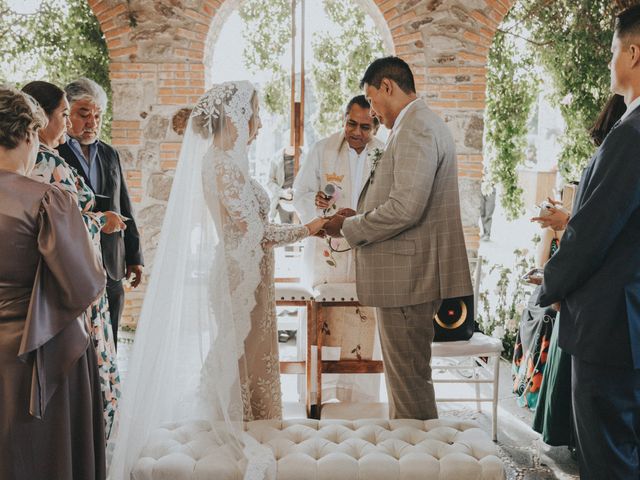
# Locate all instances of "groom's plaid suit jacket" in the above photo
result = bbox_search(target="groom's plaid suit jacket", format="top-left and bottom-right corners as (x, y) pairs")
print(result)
(342, 100), (472, 307)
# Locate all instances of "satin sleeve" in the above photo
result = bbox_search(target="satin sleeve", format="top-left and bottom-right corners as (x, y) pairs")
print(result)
(18, 187), (106, 418)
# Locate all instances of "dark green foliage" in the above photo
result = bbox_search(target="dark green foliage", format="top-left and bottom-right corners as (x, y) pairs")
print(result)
(239, 0), (384, 136)
(486, 0), (620, 216)
(0, 0), (111, 139)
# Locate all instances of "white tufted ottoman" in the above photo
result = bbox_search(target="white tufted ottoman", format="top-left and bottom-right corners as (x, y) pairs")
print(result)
(132, 418), (505, 480)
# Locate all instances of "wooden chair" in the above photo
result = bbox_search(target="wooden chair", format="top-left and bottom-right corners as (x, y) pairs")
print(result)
(274, 281), (314, 415)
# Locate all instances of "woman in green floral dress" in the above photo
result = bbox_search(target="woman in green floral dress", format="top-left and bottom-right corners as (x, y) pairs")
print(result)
(23, 81), (124, 440)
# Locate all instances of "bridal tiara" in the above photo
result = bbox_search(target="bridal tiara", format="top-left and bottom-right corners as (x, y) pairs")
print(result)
(191, 81), (255, 135)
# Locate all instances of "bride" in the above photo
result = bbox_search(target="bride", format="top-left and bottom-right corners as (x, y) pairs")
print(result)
(108, 81), (326, 479)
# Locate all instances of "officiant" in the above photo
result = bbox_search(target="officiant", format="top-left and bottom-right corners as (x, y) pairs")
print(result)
(293, 95), (383, 403)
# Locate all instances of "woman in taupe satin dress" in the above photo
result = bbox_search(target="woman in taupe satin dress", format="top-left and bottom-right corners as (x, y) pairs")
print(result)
(0, 87), (107, 480)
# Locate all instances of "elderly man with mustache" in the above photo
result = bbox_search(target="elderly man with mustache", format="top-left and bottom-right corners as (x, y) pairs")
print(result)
(57, 78), (144, 350)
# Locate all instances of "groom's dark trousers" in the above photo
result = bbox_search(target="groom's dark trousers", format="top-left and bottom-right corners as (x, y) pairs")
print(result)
(539, 107), (640, 479)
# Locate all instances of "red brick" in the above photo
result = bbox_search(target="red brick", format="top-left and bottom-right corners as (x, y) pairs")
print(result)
(378, 0), (398, 14)
(160, 79), (189, 87)
(429, 101), (458, 109)
(463, 30), (491, 47)
(183, 9), (209, 24)
(470, 10), (499, 29)
(161, 160), (178, 170)
(439, 91), (471, 100)
(388, 11), (417, 30)
(161, 143), (182, 152)
(110, 72), (139, 80)
(88, 0), (109, 16)
(485, 0), (510, 17)
(112, 120), (140, 129)
(103, 25), (131, 38)
(174, 48), (204, 61)
(111, 137), (140, 146)
(176, 27), (206, 42)
(110, 46), (138, 59)
(98, 4), (127, 23)
(159, 63), (189, 71)
(459, 51), (487, 64)
(456, 100), (486, 109)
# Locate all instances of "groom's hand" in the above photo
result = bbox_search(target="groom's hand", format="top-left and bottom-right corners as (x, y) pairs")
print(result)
(336, 207), (356, 218)
(324, 214), (346, 237)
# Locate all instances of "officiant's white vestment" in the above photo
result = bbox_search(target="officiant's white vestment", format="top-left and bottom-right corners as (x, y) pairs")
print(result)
(293, 131), (384, 403)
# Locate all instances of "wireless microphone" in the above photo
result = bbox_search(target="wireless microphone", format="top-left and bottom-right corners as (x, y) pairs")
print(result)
(323, 183), (336, 199)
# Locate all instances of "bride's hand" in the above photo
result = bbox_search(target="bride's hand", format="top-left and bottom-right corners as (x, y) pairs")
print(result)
(305, 217), (328, 237)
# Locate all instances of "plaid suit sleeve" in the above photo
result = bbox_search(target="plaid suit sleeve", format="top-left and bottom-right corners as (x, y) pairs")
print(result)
(343, 126), (437, 246)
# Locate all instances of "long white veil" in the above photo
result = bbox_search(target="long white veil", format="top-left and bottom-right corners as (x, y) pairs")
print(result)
(108, 81), (274, 480)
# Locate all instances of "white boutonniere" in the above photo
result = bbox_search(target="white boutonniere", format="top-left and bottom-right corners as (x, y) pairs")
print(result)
(368, 147), (384, 183)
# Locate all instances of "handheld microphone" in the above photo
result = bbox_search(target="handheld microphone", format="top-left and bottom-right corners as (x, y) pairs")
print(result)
(323, 183), (336, 199)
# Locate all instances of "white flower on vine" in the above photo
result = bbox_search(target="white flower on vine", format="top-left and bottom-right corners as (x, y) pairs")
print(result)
(560, 93), (573, 105)
(493, 326), (505, 339)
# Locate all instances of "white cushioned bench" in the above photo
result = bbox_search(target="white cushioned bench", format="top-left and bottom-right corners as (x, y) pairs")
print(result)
(132, 418), (505, 480)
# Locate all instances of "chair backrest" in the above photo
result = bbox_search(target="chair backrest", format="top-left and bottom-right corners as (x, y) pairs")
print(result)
(467, 254), (483, 321)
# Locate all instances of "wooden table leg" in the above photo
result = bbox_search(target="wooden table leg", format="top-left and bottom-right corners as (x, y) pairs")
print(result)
(315, 304), (324, 419)
(305, 301), (313, 418)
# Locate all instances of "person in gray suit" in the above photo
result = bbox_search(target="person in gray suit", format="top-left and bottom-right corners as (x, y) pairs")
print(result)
(324, 57), (472, 419)
(538, 5), (640, 478)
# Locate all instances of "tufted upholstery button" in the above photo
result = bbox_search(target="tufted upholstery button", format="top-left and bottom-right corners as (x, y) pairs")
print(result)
(132, 418), (505, 479)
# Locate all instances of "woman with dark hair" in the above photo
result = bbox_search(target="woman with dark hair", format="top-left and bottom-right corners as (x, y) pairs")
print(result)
(0, 86), (106, 479)
(589, 94), (626, 146)
(530, 93), (626, 451)
(22, 80), (123, 440)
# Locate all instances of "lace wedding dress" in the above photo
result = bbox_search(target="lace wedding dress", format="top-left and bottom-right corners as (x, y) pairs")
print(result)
(109, 81), (306, 480)
(203, 148), (307, 421)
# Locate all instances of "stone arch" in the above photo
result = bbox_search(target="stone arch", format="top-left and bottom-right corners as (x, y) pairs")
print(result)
(372, 0), (516, 248)
(82, 0), (516, 326)
(202, 0), (397, 87)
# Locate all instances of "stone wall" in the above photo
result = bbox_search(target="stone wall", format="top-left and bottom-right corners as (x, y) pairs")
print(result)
(86, 0), (514, 327)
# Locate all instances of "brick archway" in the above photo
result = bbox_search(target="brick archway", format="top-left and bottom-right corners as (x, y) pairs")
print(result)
(84, 0), (515, 326)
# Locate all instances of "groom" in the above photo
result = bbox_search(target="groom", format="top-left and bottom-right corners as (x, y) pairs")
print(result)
(324, 56), (472, 419)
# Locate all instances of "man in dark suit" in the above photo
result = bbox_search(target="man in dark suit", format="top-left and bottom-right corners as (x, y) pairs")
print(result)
(539, 6), (640, 478)
(58, 78), (144, 348)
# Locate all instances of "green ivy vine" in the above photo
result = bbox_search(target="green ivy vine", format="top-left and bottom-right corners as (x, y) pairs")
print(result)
(239, 0), (384, 136)
(485, 25), (538, 220)
(0, 0), (112, 139)
(486, 0), (625, 217)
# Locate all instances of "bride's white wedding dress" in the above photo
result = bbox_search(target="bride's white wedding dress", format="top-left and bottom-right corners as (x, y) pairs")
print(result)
(202, 147), (307, 421)
(109, 81), (305, 480)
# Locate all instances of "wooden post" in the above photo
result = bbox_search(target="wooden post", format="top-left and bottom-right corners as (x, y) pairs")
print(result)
(290, 0), (305, 174)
